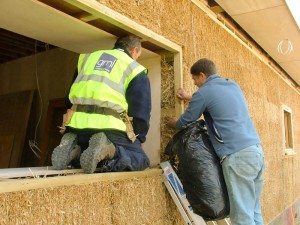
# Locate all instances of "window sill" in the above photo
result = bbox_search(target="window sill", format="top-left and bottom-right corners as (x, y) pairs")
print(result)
(284, 149), (296, 158)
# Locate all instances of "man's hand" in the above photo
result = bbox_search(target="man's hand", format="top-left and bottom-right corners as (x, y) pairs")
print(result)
(165, 116), (177, 129)
(177, 88), (192, 101)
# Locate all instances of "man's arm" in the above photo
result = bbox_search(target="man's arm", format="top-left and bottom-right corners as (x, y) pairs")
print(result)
(125, 71), (151, 143)
(165, 91), (206, 130)
(176, 91), (206, 129)
(65, 68), (78, 109)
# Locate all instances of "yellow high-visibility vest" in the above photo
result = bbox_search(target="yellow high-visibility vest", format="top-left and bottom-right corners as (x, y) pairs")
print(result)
(67, 49), (147, 131)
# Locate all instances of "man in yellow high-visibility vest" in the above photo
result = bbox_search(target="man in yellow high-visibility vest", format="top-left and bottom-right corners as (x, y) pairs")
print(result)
(52, 36), (151, 174)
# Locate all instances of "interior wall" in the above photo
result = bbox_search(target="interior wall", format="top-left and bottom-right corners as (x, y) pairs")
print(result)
(0, 47), (162, 168)
(0, 48), (78, 97)
(0, 48), (78, 163)
(94, 0), (300, 223)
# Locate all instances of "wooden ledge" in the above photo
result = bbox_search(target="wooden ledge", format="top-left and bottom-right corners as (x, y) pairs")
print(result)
(0, 168), (162, 193)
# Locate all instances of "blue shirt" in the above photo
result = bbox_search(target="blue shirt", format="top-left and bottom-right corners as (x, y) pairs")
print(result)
(176, 74), (260, 158)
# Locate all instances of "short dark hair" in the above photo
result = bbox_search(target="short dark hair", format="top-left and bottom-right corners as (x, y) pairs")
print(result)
(190, 58), (217, 77)
(114, 35), (142, 51)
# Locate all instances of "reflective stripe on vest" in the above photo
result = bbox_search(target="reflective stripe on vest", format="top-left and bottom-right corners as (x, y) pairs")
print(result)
(67, 49), (147, 131)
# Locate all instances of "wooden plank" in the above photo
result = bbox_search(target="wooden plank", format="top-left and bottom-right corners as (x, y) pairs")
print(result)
(0, 168), (162, 193)
(0, 135), (14, 168)
(0, 167), (84, 179)
(174, 51), (184, 116)
(0, 0), (115, 53)
(0, 90), (34, 167)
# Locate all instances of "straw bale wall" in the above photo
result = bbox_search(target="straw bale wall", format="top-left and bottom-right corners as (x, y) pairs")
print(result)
(97, 0), (300, 223)
(0, 170), (183, 225)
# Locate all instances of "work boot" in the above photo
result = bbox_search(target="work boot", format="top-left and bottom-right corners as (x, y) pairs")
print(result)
(51, 132), (81, 170)
(80, 132), (116, 174)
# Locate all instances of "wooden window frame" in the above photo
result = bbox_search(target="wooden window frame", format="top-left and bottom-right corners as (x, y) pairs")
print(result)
(282, 105), (295, 156)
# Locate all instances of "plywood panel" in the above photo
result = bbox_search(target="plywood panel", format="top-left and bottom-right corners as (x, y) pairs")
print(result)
(0, 135), (14, 168)
(138, 56), (161, 167)
(39, 98), (66, 166)
(0, 90), (33, 167)
(0, 0), (115, 53)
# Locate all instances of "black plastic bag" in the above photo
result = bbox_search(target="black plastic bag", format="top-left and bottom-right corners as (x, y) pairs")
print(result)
(165, 120), (230, 221)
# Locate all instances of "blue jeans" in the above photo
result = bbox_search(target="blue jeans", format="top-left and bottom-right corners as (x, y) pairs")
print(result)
(105, 131), (150, 171)
(222, 144), (265, 225)
(67, 128), (150, 171)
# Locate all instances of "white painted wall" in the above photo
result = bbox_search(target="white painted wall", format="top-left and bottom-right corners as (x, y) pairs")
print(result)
(138, 55), (161, 167)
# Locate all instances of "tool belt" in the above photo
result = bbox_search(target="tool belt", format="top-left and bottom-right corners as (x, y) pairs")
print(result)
(58, 104), (137, 143)
(75, 105), (120, 119)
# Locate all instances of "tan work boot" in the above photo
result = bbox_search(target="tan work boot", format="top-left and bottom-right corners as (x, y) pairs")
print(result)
(80, 132), (116, 174)
(51, 132), (81, 170)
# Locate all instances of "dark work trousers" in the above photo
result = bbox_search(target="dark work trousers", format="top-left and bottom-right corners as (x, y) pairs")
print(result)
(67, 127), (150, 172)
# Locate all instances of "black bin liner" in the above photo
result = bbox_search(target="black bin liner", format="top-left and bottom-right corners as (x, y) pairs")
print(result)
(165, 120), (230, 221)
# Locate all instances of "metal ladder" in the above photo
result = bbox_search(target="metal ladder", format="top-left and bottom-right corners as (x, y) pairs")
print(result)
(160, 161), (230, 225)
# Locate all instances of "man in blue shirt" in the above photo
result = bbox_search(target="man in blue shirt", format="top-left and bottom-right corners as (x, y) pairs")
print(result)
(166, 58), (265, 225)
